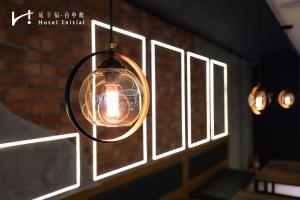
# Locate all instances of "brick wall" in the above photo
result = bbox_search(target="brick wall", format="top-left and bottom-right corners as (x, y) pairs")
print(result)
(0, 0), (204, 175)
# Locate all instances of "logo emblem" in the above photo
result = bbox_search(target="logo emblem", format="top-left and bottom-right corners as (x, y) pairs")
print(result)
(11, 10), (33, 26)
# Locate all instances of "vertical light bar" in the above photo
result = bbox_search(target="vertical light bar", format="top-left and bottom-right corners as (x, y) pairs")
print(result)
(91, 19), (147, 181)
(257, 181), (265, 192)
(151, 40), (186, 160)
(210, 59), (228, 140)
(151, 41), (157, 158)
(91, 19), (98, 182)
(0, 133), (80, 200)
(267, 182), (272, 193)
(187, 52), (210, 148)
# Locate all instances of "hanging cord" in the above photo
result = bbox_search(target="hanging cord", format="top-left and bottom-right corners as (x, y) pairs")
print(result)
(285, 55), (289, 89)
(257, 60), (262, 85)
(282, 26), (293, 90)
(257, 0), (262, 85)
(109, 0), (116, 49)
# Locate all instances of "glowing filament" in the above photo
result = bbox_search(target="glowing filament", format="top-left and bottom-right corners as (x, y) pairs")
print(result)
(248, 85), (268, 115)
(284, 96), (291, 105)
(105, 85), (120, 118)
(256, 96), (263, 110)
(278, 89), (295, 109)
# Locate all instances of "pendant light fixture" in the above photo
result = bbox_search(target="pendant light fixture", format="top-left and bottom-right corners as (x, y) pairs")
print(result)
(277, 62), (295, 109)
(277, 27), (295, 109)
(248, 84), (268, 115)
(278, 89), (295, 109)
(65, 0), (150, 143)
(248, 0), (269, 115)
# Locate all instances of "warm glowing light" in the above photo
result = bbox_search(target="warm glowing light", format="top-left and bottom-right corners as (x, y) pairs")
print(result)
(65, 2), (150, 144)
(278, 89), (295, 109)
(91, 19), (147, 181)
(105, 84), (120, 118)
(80, 68), (143, 127)
(151, 40), (186, 160)
(255, 96), (263, 110)
(79, 67), (142, 128)
(0, 133), (80, 200)
(248, 85), (268, 115)
(285, 96), (291, 105)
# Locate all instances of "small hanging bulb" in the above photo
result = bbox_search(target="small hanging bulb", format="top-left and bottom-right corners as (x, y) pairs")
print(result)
(278, 89), (295, 109)
(248, 85), (268, 115)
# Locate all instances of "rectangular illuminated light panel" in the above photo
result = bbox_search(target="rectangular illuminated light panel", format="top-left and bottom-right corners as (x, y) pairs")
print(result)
(0, 133), (80, 200)
(274, 183), (300, 198)
(151, 40), (186, 160)
(257, 181), (300, 198)
(210, 59), (228, 140)
(91, 19), (147, 181)
(187, 52), (210, 148)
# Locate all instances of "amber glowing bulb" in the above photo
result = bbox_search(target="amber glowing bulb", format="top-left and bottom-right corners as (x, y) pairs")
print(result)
(248, 85), (268, 115)
(278, 90), (295, 109)
(79, 68), (143, 127)
(104, 84), (121, 118)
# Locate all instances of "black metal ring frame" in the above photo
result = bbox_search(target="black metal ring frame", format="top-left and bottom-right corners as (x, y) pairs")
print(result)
(65, 50), (114, 143)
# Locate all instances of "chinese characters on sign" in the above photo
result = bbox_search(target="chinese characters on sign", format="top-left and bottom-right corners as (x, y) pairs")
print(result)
(37, 11), (85, 25)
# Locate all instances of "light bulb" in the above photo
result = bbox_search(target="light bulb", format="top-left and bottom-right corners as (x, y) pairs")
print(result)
(278, 89), (295, 109)
(65, 50), (150, 142)
(104, 84), (120, 118)
(98, 83), (131, 124)
(79, 68), (143, 127)
(255, 96), (263, 110)
(284, 96), (291, 105)
(248, 85), (268, 115)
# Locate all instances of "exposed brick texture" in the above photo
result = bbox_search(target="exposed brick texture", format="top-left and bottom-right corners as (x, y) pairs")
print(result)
(190, 57), (208, 142)
(0, 0), (205, 176)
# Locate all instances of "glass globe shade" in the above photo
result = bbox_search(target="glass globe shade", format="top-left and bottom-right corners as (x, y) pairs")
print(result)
(278, 90), (295, 109)
(79, 68), (143, 127)
(248, 85), (268, 115)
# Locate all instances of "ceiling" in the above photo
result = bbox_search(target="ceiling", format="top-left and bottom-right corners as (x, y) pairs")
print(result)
(127, 0), (299, 63)
(266, 0), (300, 55)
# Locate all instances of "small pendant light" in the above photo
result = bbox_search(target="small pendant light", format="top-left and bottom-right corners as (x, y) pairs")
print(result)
(248, 0), (269, 115)
(65, 0), (150, 143)
(278, 89), (295, 109)
(278, 53), (295, 109)
(248, 84), (268, 115)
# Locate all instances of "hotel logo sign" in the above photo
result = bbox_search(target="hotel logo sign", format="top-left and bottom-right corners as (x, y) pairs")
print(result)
(11, 10), (85, 26)
(11, 10), (33, 26)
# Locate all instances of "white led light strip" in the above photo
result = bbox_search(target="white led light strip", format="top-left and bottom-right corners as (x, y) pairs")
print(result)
(275, 183), (300, 198)
(0, 133), (80, 200)
(187, 52), (210, 148)
(91, 19), (147, 181)
(151, 40), (186, 160)
(210, 59), (228, 140)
